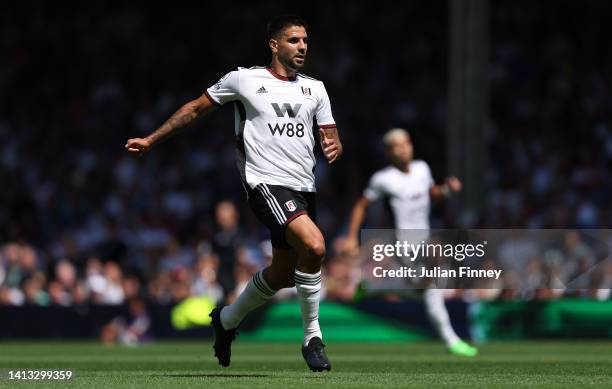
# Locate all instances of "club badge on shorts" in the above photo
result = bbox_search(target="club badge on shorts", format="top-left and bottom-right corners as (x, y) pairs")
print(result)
(284, 200), (297, 212)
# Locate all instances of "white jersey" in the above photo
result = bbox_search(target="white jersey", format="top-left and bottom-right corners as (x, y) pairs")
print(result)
(205, 66), (336, 192)
(364, 160), (434, 229)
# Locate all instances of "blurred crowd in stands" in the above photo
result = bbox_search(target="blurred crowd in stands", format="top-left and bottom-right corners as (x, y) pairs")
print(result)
(2, 1), (612, 306)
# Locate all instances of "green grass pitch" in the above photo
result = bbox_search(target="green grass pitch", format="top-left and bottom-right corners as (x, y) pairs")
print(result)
(1, 341), (612, 388)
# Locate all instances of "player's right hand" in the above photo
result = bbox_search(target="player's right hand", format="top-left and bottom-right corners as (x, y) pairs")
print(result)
(125, 138), (152, 155)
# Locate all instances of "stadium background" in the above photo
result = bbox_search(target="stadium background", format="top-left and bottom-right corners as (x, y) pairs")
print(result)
(2, 0), (612, 344)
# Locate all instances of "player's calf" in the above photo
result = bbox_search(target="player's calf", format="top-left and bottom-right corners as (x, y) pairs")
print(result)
(262, 266), (295, 290)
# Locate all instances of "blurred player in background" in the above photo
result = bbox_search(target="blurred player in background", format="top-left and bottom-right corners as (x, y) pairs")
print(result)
(125, 14), (342, 371)
(343, 128), (477, 357)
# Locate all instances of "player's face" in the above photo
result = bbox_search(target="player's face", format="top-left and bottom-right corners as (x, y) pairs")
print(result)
(271, 26), (308, 71)
(388, 135), (413, 166)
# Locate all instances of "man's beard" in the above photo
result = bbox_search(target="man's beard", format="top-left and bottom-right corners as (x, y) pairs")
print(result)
(280, 54), (304, 71)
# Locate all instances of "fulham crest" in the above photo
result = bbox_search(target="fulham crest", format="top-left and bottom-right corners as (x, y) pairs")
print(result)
(284, 200), (297, 212)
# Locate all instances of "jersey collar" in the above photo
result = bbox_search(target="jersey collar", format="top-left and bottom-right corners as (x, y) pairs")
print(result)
(392, 162), (411, 174)
(266, 67), (297, 82)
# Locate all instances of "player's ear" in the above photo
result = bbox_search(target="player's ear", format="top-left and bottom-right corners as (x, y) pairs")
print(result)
(269, 38), (278, 54)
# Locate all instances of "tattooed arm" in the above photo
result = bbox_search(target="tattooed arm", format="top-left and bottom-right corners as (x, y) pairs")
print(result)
(125, 93), (217, 155)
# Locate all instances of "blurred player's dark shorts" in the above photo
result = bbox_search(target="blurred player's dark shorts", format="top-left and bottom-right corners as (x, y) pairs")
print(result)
(244, 183), (316, 248)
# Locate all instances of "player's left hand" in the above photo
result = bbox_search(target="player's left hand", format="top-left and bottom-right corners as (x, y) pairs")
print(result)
(341, 236), (360, 257)
(319, 128), (343, 164)
(446, 176), (462, 192)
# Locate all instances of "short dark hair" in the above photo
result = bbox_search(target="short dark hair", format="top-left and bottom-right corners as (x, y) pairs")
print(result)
(267, 14), (308, 40)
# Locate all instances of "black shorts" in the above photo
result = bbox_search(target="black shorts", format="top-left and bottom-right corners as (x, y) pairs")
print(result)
(245, 183), (316, 249)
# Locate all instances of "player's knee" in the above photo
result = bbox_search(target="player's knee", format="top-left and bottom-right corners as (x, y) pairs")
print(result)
(304, 238), (326, 261)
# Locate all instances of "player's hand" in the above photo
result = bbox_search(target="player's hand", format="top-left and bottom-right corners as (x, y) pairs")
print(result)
(446, 176), (462, 192)
(341, 236), (360, 256)
(125, 138), (152, 156)
(319, 128), (343, 164)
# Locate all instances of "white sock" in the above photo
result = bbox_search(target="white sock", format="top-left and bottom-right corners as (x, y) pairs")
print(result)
(294, 269), (323, 347)
(220, 270), (275, 330)
(424, 288), (461, 347)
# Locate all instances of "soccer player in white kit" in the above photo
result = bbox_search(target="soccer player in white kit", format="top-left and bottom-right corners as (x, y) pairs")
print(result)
(344, 128), (478, 357)
(125, 15), (342, 371)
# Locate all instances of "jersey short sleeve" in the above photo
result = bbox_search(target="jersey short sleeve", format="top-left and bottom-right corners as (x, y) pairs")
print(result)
(205, 70), (240, 106)
(315, 82), (336, 127)
(422, 161), (435, 188)
(363, 173), (386, 201)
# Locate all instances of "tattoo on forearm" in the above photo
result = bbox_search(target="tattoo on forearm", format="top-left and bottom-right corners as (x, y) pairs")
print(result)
(149, 104), (198, 143)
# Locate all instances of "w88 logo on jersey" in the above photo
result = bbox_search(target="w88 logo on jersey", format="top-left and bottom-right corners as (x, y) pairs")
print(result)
(267, 122), (305, 137)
